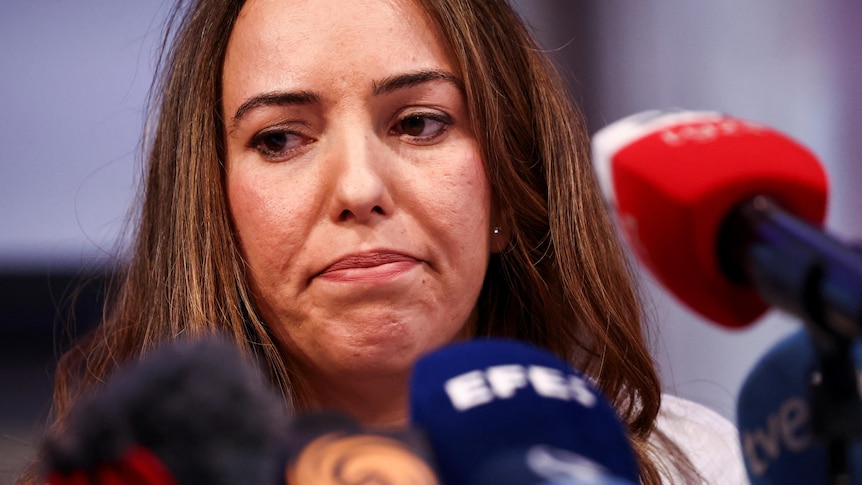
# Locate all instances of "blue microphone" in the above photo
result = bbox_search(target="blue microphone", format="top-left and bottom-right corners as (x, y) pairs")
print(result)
(409, 338), (639, 485)
(471, 444), (635, 485)
(737, 329), (862, 484)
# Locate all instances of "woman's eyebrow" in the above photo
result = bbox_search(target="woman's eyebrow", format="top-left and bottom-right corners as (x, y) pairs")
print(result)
(228, 70), (460, 130)
(230, 90), (321, 127)
(372, 69), (463, 96)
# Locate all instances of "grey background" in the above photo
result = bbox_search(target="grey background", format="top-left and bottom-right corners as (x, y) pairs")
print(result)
(2, 1), (861, 481)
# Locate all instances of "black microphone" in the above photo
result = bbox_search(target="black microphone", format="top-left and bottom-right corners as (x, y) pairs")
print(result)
(41, 337), (288, 485)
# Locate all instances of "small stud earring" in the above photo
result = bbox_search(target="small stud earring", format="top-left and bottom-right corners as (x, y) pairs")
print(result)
(492, 226), (502, 235)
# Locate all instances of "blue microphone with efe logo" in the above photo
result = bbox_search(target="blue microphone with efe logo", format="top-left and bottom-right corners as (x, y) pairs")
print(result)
(409, 338), (638, 485)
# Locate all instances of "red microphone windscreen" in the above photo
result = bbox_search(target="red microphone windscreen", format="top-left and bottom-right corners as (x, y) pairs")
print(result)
(593, 111), (828, 328)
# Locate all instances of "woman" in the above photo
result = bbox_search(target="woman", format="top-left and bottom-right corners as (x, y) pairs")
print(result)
(26, 0), (744, 483)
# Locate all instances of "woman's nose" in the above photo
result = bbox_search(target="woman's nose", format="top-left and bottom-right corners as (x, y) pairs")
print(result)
(327, 129), (393, 224)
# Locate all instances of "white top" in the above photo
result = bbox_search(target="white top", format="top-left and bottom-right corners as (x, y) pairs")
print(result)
(651, 394), (749, 484)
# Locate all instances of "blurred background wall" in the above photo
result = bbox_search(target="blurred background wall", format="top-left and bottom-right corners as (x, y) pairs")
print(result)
(2, 1), (861, 481)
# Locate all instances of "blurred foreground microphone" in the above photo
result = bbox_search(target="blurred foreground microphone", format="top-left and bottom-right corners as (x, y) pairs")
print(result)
(737, 329), (862, 484)
(282, 410), (440, 485)
(591, 110), (862, 335)
(409, 339), (638, 485)
(41, 337), (288, 485)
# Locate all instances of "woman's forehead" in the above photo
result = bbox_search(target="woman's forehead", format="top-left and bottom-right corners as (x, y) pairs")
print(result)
(227, 0), (439, 58)
(221, 0), (457, 112)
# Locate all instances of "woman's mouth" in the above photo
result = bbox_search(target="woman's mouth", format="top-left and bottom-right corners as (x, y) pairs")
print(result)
(316, 251), (422, 284)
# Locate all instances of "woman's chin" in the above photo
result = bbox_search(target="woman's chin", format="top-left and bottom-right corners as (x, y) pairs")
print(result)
(324, 338), (432, 376)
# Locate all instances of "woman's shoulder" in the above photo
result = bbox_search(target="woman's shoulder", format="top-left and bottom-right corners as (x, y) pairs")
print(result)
(651, 393), (749, 484)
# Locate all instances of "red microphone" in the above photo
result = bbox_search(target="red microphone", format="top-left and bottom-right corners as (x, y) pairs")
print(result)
(593, 110), (862, 482)
(592, 110), (832, 329)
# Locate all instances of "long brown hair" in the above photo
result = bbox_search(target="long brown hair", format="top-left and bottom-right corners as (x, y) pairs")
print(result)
(25, 1), (691, 483)
(415, 2), (684, 481)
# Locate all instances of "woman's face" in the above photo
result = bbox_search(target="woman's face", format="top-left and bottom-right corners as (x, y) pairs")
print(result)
(222, 0), (494, 403)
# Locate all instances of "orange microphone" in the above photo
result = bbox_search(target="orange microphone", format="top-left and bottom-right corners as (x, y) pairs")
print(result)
(282, 410), (440, 485)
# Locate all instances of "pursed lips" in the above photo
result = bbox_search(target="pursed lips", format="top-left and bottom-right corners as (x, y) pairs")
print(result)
(316, 251), (422, 283)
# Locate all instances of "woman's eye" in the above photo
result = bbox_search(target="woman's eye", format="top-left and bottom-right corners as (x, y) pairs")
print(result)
(392, 113), (452, 142)
(250, 130), (307, 159)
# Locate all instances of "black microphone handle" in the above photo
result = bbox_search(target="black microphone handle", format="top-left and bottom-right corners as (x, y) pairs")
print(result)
(717, 195), (862, 342)
(718, 195), (862, 484)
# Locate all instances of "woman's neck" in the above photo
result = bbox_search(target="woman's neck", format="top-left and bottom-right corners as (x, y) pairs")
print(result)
(303, 369), (411, 427)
